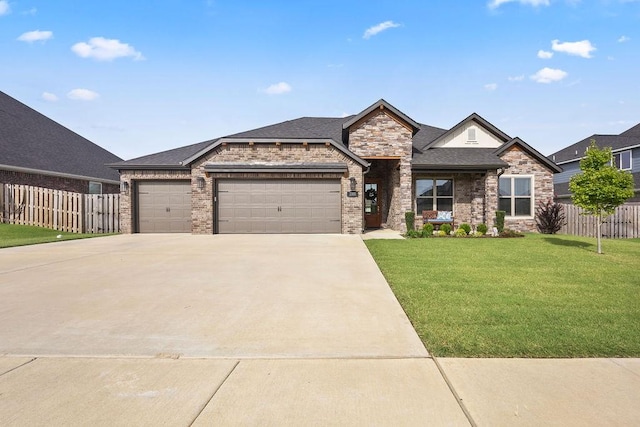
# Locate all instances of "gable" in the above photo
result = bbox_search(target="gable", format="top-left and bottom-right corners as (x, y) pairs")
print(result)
(431, 122), (504, 148)
(347, 109), (413, 158)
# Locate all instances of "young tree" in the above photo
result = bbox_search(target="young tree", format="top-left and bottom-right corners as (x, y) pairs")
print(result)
(569, 141), (634, 254)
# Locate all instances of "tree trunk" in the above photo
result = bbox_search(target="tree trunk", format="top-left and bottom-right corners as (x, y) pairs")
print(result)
(597, 212), (602, 254)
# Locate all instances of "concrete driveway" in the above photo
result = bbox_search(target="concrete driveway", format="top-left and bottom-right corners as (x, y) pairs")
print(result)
(0, 234), (470, 426)
(0, 234), (426, 358)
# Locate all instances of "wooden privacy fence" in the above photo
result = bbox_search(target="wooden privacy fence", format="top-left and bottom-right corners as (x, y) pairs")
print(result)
(559, 203), (640, 239)
(1, 184), (120, 234)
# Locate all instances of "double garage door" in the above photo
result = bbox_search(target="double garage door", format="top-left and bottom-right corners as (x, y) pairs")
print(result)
(218, 180), (341, 234)
(136, 179), (341, 234)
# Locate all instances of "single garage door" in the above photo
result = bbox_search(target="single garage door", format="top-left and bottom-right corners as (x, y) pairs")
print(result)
(217, 179), (341, 234)
(137, 181), (191, 233)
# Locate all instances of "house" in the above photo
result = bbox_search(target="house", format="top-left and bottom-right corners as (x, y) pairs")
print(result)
(111, 99), (560, 234)
(0, 91), (122, 194)
(550, 122), (640, 203)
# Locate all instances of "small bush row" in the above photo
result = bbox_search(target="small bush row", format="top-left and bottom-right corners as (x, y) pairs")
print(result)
(405, 222), (524, 238)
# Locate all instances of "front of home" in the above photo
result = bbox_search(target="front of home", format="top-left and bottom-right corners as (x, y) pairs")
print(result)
(112, 99), (560, 234)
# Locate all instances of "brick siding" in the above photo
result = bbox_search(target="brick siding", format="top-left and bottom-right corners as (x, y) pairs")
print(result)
(0, 169), (119, 193)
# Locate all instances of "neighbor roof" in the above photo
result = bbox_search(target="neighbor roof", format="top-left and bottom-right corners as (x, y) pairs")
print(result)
(0, 91), (122, 183)
(549, 124), (640, 164)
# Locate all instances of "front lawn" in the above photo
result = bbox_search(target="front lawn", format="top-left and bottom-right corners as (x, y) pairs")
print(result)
(0, 223), (115, 248)
(366, 233), (640, 358)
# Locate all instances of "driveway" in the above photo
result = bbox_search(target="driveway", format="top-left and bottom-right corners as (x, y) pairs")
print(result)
(0, 234), (427, 358)
(0, 235), (472, 426)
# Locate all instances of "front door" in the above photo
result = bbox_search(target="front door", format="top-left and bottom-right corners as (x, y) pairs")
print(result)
(364, 179), (382, 228)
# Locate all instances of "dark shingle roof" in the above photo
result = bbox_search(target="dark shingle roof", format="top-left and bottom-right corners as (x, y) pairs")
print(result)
(228, 117), (350, 144)
(412, 148), (508, 170)
(0, 91), (122, 182)
(550, 131), (640, 164)
(110, 139), (214, 169)
(620, 123), (640, 137)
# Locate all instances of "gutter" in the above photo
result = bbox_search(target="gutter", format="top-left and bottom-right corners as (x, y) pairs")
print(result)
(0, 163), (120, 185)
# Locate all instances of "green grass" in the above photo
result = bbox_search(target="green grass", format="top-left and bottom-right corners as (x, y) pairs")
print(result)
(366, 233), (640, 358)
(0, 223), (116, 248)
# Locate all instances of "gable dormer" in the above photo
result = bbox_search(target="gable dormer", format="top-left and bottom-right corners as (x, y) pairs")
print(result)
(343, 99), (419, 159)
(426, 113), (510, 149)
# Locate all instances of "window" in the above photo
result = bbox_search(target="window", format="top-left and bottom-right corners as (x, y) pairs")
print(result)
(88, 181), (102, 194)
(613, 150), (632, 170)
(416, 179), (453, 212)
(499, 176), (532, 217)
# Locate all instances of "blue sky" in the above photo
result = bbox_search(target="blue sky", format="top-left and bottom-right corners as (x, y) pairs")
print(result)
(1, 0), (639, 159)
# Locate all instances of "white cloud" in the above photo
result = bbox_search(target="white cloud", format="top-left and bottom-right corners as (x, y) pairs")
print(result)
(42, 92), (58, 102)
(71, 37), (144, 61)
(22, 7), (37, 15)
(530, 67), (568, 83)
(488, 0), (550, 9)
(508, 75), (525, 82)
(363, 21), (401, 39)
(263, 82), (292, 95)
(551, 39), (596, 58)
(484, 83), (498, 91)
(67, 89), (100, 101)
(0, 0), (10, 15)
(17, 30), (53, 43)
(618, 35), (630, 43)
(537, 49), (553, 59)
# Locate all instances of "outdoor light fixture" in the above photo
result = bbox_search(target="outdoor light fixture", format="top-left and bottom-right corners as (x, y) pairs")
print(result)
(197, 177), (205, 190)
(349, 177), (357, 191)
(120, 181), (129, 194)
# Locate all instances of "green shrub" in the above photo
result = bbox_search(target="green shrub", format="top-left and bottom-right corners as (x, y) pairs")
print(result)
(499, 229), (525, 238)
(437, 230), (447, 237)
(440, 223), (452, 234)
(405, 211), (415, 231)
(477, 223), (488, 234)
(495, 211), (505, 232)
(454, 228), (467, 237)
(423, 223), (434, 235)
(459, 223), (471, 235)
(405, 229), (419, 238)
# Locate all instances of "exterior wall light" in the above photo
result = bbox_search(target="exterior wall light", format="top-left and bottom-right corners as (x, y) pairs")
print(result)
(120, 181), (130, 194)
(349, 177), (357, 191)
(197, 177), (205, 190)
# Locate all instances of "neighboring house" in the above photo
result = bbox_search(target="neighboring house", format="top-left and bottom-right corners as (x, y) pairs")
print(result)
(111, 99), (560, 234)
(550, 123), (640, 203)
(0, 91), (122, 194)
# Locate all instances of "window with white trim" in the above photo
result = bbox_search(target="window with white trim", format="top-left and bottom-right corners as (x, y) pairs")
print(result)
(498, 176), (533, 217)
(416, 179), (453, 212)
(613, 150), (632, 171)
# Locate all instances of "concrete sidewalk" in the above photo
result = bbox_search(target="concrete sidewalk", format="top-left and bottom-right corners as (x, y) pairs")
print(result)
(0, 235), (638, 425)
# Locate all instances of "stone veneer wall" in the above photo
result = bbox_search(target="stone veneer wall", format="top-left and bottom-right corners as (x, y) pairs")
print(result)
(191, 143), (364, 234)
(499, 146), (555, 232)
(118, 169), (191, 233)
(348, 109), (413, 232)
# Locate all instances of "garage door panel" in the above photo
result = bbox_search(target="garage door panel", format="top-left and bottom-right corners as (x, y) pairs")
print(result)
(217, 179), (341, 234)
(137, 181), (191, 233)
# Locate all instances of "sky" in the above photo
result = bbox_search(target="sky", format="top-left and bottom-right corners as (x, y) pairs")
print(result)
(1, 0), (639, 160)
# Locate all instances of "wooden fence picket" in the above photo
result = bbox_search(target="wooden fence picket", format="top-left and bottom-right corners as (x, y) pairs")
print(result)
(1, 184), (120, 234)
(559, 203), (640, 239)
